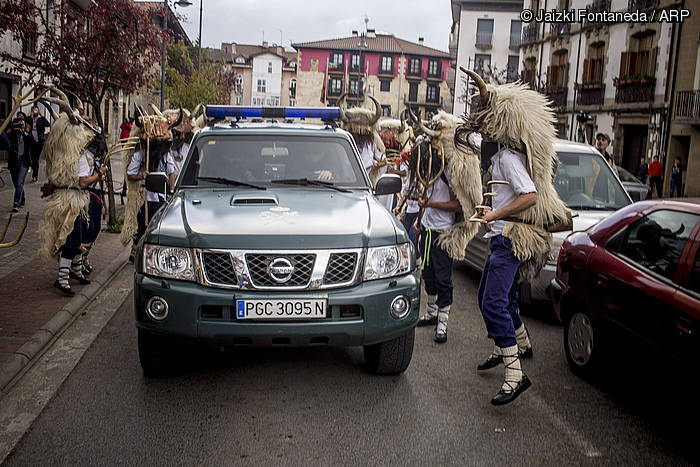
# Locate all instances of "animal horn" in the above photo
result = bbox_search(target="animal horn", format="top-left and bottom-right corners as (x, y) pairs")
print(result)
(399, 109), (407, 132)
(0, 213), (29, 248)
(134, 104), (145, 129)
(42, 96), (78, 124)
(169, 107), (184, 130)
(191, 103), (203, 119)
(336, 93), (349, 122)
(64, 89), (85, 110)
(149, 104), (164, 117)
(418, 119), (440, 138)
(405, 104), (418, 124)
(37, 99), (59, 121)
(460, 67), (488, 103)
(368, 95), (381, 125)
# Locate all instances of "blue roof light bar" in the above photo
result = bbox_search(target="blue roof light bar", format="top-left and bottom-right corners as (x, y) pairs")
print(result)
(205, 105), (341, 121)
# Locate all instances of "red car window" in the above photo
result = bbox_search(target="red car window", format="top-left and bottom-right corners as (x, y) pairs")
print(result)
(610, 210), (700, 284)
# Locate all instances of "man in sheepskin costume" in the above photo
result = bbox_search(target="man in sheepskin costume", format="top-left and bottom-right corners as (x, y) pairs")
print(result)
(120, 105), (181, 261)
(411, 110), (483, 343)
(461, 68), (570, 406)
(336, 94), (393, 210)
(36, 90), (105, 296)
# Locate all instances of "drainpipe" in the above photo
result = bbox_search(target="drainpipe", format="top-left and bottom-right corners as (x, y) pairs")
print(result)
(569, 20), (583, 141)
(537, 0), (548, 89)
(661, 0), (683, 192)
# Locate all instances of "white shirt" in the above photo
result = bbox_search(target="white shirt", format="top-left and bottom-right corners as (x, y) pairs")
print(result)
(421, 175), (455, 231)
(401, 170), (420, 214)
(127, 149), (177, 202)
(171, 142), (190, 174)
(484, 148), (537, 238)
(360, 142), (393, 211)
(78, 150), (95, 178)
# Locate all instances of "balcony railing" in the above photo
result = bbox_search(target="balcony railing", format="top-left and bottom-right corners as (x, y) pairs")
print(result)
(628, 0), (659, 11)
(550, 22), (571, 37)
(585, 0), (611, 25)
(575, 83), (606, 106)
(475, 32), (493, 49)
(328, 62), (343, 73)
(522, 23), (539, 44)
(614, 77), (656, 103)
(674, 90), (700, 120)
(542, 87), (568, 108)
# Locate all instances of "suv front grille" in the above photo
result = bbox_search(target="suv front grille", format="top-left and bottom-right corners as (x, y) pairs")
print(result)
(201, 252), (237, 286)
(324, 253), (358, 285)
(245, 254), (315, 287)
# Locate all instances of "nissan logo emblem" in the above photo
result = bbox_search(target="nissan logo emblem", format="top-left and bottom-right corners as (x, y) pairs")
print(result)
(268, 258), (295, 283)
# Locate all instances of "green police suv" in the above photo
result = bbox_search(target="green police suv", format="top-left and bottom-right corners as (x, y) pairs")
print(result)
(134, 106), (420, 376)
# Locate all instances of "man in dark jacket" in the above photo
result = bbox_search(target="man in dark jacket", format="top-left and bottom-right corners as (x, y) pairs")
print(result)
(6, 117), (32, 212)
(26, 105), (50, 183)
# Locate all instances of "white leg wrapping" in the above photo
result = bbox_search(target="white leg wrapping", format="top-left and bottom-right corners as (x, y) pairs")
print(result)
(58, 257), (71, 287)
(424, 294), (438, 318)
(515, 324), (531, 352)
(500, 345), (523, 393)
(436, 306), (450, 334)
(70, 255), (86, 279)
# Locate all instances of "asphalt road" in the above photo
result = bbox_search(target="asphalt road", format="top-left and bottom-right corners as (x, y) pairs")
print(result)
(5, 265), (698, 466)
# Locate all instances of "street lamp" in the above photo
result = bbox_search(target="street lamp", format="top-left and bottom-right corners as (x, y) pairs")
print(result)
(160, 0), (192, 109)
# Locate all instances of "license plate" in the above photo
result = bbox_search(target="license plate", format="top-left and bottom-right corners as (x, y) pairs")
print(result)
(235, 299), (327, 320)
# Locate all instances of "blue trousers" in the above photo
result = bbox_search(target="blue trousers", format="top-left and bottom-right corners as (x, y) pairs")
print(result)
(418, 228), (453, 308)
(61, 215), (85, 259)
(10, 163), (28, 207)
(478, 235), (523, 348)
(402, 211), (419, 245)
(84, 192), (103, 244)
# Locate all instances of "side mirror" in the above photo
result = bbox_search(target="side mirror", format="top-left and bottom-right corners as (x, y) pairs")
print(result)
(145, 172), (169, 197)
(374, 174), (402, 196)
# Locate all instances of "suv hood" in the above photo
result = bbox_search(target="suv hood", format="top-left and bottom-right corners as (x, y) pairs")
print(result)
(552, 209), (614, 239)
(150, 188), (403, 249)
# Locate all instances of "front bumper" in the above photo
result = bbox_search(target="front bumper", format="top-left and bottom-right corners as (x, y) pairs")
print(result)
(134, 270), (421, 347)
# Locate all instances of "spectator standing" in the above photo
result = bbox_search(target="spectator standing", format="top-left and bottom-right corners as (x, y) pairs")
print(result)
(119, 117), (133, 140)
(669, 158), (684, 197)
(636, 157), (649, 184)
(595, 133), (617, 174)
(26, 105), (50, 183)
(648, 155), (663, 198)
(6, 117), (32, 212)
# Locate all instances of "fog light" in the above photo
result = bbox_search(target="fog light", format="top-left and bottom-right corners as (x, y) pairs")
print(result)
(389, 296), (410, 319)
(146, 296), (169, 321)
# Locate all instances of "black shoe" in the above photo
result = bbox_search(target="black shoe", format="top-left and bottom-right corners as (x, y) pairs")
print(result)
(417, 315), (437, 327)
(477, 354), (503, 371)
(83, 263), (93, 276)
(520, 347), (533, 359)
(491, 375), (532, 406)
(434, 329), (447, 343)
(69, 271), (91, 285)
(11, 207), (19, 213)
(128, 254), (134, 264)
(54, 280), (75, 297)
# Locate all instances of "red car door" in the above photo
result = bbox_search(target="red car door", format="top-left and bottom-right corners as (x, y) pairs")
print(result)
(670, 223), (700, 359)
(588, 209), (700, 353)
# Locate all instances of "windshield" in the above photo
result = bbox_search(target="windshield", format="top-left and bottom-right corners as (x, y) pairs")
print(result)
(554, 152), (630, 210)
(180, 135), (367, 188)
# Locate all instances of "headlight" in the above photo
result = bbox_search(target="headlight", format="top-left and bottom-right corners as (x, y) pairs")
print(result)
(547, 236), (565, 265)
(364, 243), (412, 280)
(143, 245), (196, 281)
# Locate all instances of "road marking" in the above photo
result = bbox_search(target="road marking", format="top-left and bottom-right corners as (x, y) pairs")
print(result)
(529, 392), (603, 458)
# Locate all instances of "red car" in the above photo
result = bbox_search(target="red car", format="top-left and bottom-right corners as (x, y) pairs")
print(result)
(551, 199), (700, 374)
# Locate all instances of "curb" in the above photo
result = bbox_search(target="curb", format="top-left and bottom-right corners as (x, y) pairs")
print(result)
(0, 247), (131, 394)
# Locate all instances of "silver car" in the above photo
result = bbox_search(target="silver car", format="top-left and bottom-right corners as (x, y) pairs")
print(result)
(616, 166), (651, 202)
(462, 139), (632, 303)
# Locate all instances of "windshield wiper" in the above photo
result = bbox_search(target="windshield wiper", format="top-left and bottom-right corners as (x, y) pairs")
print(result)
(195, 176), (266, 190)
(271, 178), (351, 193)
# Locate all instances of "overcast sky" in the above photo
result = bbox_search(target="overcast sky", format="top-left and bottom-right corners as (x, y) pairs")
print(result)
(177, 0), (453, 52)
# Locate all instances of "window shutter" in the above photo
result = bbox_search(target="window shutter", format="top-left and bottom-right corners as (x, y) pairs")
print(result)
(582, 59), (590, 83)
(619, 52), (629, 78)
(628, 52), (639, 76)
(648, 47), (658, 78)
(546, 65), (552, 86)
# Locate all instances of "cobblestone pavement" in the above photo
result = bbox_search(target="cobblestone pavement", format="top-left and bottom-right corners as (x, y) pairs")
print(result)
(0, 155), (129, 367)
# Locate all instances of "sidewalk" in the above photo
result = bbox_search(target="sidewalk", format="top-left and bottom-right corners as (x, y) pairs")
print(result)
(0, 157), (128, 368)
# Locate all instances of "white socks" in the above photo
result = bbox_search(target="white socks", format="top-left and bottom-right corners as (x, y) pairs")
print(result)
(437, 306), (450, 334)
(81, 243), (93, 270)
(424, 294), (438, 319)
(58, 257), (71, 288)
(515, 324), (531, 352)
(500, 345), (523, 393)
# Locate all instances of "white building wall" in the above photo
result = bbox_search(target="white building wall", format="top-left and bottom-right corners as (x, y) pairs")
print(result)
(453, 7), (522, 116)
(252, 53), (283, 106)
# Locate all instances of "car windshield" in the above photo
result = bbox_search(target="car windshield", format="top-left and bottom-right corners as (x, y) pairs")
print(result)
(180, 135), (367, 188)
(554, 152), (630, 210)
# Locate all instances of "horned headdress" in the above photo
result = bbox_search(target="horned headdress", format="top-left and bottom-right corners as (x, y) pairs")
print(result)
(37, 89), (98, 259)
(461, 68), (570, 281)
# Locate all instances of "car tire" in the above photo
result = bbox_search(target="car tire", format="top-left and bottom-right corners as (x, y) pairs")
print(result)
(138, 329), (178, 377)
(563, 309), (606, 378)
(363, 328), (415, 376)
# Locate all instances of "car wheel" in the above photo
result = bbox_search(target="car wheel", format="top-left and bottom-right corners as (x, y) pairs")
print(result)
(363, 328), (415, 375)
(563, 309), (605, 377)
(138, 329), (178, 377)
